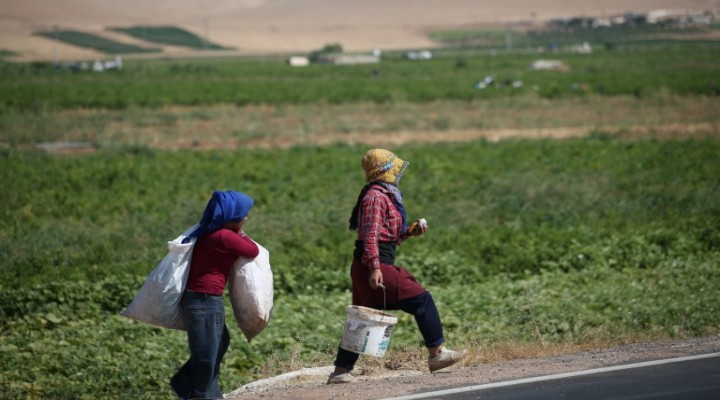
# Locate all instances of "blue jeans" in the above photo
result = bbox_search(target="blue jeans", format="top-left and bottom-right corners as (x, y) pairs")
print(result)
(334, 291), (445, 371)
(171, 291), (230, 400)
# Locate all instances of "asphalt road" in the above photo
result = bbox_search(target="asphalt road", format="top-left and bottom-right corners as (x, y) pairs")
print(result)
(385, 353), (720, 400)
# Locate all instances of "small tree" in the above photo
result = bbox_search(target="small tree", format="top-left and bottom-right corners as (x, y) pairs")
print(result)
(308, 43), (344, 63)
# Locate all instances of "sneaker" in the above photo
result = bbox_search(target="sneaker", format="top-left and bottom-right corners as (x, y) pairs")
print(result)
(326, 372), (356, 384)
(428, 348), (467, 372)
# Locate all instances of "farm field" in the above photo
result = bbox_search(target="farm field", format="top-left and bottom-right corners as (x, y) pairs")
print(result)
(3, 41), (720, 114)
(1, 36), (720, 399)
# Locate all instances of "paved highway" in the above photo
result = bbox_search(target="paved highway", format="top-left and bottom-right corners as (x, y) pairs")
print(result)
(385, 353), (720, 400)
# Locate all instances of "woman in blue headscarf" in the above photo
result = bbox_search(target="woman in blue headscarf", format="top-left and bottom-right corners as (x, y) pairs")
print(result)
(171, 190), (259, 400)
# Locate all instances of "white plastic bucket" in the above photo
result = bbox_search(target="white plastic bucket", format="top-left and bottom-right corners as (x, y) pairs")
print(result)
(340, 305), (398, 357)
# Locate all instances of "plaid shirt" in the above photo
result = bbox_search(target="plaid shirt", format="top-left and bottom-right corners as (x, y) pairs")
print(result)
(357, 185), (409, 270)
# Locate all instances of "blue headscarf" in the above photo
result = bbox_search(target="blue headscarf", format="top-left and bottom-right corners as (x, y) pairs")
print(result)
(183, 190), (254, 243)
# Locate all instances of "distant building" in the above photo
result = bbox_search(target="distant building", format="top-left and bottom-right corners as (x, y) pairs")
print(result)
(646, 9), (710, 24)
(545, 8), (715, 30)
(404, 50), (433, 60)
(313, 54), (380, 65)
(88, 56), (122, 72)
(287, 56), (310, 67)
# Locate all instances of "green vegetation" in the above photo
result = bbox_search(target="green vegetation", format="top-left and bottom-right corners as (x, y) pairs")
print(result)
(34, 30), (161, 54)
(1, 43), (719, 114)
(1, 139), (719, 399)
(0, 49), (18, 59)
(32, 26), (231, 57)
(109, 26), (231, 50)
(308, 42), (344, 62)
(0, 38), (719, 399)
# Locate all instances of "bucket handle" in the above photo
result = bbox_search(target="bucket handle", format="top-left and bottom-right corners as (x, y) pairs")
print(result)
(361, 284), (387, 310)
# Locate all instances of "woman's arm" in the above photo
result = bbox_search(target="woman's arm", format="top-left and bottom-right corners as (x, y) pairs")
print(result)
(218, 229), (260, 259)
(360, 194), (386, 270)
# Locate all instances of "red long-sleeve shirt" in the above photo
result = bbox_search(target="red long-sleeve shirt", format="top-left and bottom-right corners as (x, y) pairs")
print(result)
(357, 184), (410, 270)
(186, 229), (259, 295)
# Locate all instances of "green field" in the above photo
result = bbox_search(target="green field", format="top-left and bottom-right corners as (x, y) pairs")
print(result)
(34, 26), (230, 57)
(1, 43), (719, 115)
(1, 140), (719, 399)
(1, 38), (719, 399)
(34, 30), (161, 55)
(108, 26), (231, 50)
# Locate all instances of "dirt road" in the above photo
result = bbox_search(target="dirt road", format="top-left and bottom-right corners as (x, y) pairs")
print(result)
(224, 336), (720, 399)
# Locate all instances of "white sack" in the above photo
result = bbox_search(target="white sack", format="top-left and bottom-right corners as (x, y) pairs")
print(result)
(120, 226), (198, 330)
(229, 242), (274, 342)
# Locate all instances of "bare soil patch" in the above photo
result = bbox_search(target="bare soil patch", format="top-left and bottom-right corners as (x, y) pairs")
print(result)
(240, 123), (720, 150)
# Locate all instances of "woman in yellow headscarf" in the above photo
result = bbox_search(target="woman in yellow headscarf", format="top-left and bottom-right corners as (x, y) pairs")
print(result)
(327, 149), (466, 384)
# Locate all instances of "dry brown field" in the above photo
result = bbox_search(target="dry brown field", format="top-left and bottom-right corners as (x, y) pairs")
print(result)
(1, 0), (717, 61)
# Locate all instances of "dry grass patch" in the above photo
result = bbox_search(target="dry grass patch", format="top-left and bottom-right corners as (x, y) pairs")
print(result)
(13, 95), (720, 151)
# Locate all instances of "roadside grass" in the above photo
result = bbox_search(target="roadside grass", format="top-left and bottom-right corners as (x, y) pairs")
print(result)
(319, 333), (661, 377)
(252, 255), (720, 381)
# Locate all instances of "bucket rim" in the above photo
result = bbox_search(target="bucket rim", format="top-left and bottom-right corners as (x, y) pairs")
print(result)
(346, 305), (398, 323)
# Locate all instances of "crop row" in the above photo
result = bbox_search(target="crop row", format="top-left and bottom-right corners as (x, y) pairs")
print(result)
(2, 44), (719, 113)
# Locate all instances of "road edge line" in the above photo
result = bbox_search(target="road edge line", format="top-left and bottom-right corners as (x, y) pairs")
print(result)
(382, 352), (720, 400)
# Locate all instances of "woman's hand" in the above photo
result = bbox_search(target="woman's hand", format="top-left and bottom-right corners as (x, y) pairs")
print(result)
(369, 268), (384, 289)
(409, 218), (429, 236)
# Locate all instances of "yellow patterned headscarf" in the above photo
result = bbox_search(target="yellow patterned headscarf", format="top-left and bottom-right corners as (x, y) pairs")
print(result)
(361, 149), (409, 184)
